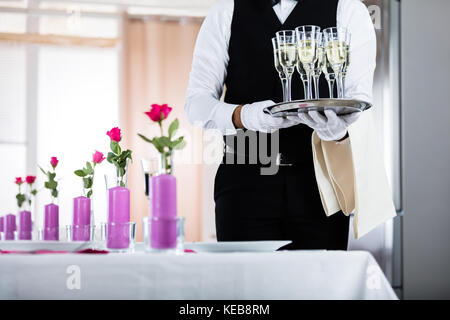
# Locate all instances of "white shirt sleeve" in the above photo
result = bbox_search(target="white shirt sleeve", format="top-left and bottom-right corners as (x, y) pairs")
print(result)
(337, 0), (377, 103)
(184, 0), (237, 135)
(184, 0), (297, 135)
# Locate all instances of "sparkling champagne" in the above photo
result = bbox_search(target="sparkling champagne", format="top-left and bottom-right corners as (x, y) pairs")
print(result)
(326, 40), (346, 66)
(296, 58), (307, 79)
(321, 50), (335, 79)
(298, 39), (319, 64)
(273, 49), (284, 73)
(278, 43), (297, 70)
(311, 46), (325, 77)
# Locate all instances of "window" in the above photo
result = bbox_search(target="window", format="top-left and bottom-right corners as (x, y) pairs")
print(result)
(0, 3), (120, 227)
(35, 45), (119, 227)
(0, 41), (27, 215)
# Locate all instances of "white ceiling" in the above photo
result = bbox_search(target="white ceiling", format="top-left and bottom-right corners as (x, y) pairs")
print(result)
(44, 0), (217, 16)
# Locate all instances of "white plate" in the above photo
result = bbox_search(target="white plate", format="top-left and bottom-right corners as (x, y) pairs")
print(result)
(183, 241), (292, 253)
(0, 241), (91, 252)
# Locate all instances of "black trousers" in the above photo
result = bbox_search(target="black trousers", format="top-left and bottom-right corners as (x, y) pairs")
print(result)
(214, 162), (350, 250)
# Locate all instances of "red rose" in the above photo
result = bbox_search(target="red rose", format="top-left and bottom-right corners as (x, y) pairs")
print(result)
(50, 157), (59, 168)
(106, 127), (121, 142)
(26, 176), (36, 184)
(92, 150), (105, 164)
(15, 177), (23, 185)
(145, 104), (172, 122)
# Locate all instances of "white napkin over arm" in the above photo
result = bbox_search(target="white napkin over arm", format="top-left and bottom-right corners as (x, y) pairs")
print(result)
(312, 109), (397, 239)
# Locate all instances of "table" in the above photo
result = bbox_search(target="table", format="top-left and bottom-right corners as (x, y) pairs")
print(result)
(0, 250), (397, 300)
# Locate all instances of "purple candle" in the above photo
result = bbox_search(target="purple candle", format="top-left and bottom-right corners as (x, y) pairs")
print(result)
(150, 174), (177, 249)
(72, 196), (91, 241)
(150, 217), (178, 249)
(0, 216), (3, 241)
(5, 213), (16, 240)
(44, 203), (59, 241)
(18, 210), (32, 240)
(107, 186), (130, 249)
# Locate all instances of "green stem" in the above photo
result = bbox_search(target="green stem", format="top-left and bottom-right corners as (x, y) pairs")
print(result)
(159, 121), (164, 137)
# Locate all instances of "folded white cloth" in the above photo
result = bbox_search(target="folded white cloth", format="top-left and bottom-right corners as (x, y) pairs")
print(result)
(311, 109), (396, 238)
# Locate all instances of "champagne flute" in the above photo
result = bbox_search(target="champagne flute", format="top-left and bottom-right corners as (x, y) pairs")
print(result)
(276, 30), (298, 102)
(141, 158), (159, 199)
(295, 25), (321, 100)
(320, 36), (336, 98)
(311, 36), (325, 99)
(323, 27), (349, 98)
(272, 37), (288, 102)
(341, 31), (351, 97)
(296, 55), (309, 99)
(322, 51), (336, 98)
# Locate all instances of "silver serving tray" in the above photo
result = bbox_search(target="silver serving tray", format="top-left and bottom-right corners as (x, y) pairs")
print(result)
(263, 98), (372, 117)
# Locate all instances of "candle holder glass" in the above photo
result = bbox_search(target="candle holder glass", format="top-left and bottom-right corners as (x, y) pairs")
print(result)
(100, 222), (136, 253)
(143, 216), (185, 254)
(3, 230), (16, 241)
(67, 224), (96, 242)
(38, 226), (71, 241)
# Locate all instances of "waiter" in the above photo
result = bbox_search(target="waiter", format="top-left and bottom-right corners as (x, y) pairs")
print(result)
(185, 0), (376, 250)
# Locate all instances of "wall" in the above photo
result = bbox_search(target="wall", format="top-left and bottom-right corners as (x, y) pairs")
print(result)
(401, 0), (450, 299)
(120, 17), (203, 242)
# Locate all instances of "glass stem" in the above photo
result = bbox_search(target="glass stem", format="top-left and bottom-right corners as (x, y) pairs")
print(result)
(328, 79), (335, 98)
(307, 64), (314, 100)
(302, 80), (308, 100)
(337, 73), (344, 98)
(333, 66), (343, 98)
(306, 72), (312, 100)
(280, 75), (287, 102)
(285, 73), (292, 102)
(313, 76), (320, 99)
(341, 74), (346, 97)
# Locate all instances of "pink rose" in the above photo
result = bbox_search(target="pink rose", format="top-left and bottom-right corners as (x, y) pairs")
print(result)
(92, 150), (105, 164)
(26, 176), (36, 184)
(106, 127), (121, 142)
(15, 177), (23, 185)
(145, 104), (172, 122)
(50, 157), (59, 168)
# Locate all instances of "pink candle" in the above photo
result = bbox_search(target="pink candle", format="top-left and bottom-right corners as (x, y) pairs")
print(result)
(5, 213), (16, 240)
(18, 210), (32, 240)
(150, 174), (177, 249)
(0, 216), (3, 241)
(72, 196), (91, 241)
(151, 174), (177, 218)
(107, 186), (130, 249)
(44, 203), (59, 241)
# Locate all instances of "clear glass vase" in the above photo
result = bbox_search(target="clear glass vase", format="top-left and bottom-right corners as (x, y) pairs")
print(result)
(158, 151), (173, 175)
(105, 158), (131, 189)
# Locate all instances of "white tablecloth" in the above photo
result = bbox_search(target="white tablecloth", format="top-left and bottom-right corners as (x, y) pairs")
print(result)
(0, 250), (397, 300)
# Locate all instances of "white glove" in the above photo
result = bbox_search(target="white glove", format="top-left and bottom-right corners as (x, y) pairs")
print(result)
(296, 110), (361, 141)
(241, 100), (301, 133)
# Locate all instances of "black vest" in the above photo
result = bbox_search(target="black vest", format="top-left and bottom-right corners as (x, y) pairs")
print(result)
(224, 0), (339, 162)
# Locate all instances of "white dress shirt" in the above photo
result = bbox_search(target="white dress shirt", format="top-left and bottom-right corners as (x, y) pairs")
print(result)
(185, 0), (376, 134)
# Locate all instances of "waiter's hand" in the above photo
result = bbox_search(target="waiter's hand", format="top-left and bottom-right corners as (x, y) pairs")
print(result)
(294, 110), (361, 141)
(234, 100), (301, 133)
